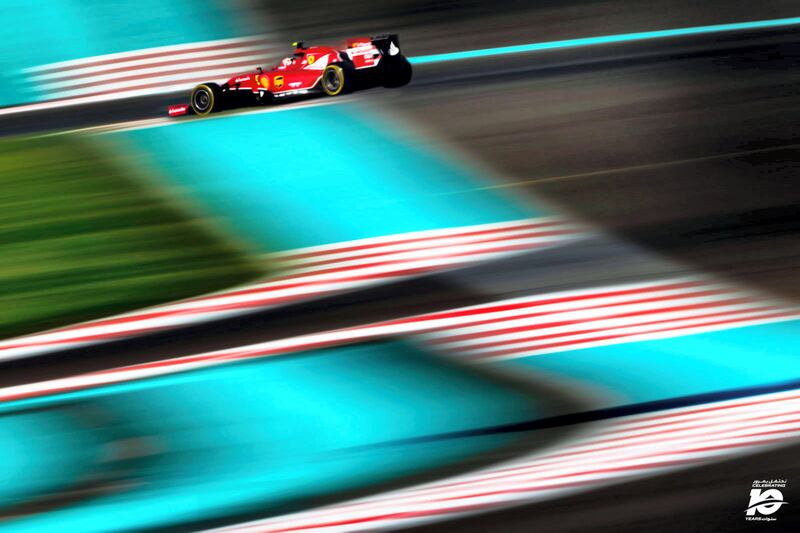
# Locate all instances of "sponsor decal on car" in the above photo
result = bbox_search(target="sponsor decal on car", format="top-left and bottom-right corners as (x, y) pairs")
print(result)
(274, 76), (284, 89)
(167, 104), (190, 117)
(259, 75), (269, 89)
(346, 44), (381, 68)
(347, 44), (378, 56)
(307, 55), (315, 65)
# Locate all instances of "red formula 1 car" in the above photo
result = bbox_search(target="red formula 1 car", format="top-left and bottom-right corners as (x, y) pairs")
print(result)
(168, 34), (412, 117)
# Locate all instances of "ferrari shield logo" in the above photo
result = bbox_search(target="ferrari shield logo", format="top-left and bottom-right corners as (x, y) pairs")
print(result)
(307, 55), (315, 65)
(274, 76), (284, 89)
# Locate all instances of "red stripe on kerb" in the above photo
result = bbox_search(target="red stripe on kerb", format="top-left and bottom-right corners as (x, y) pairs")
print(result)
(447, 304), (774, 352)
(278, 220), (563, 261)
(281, 228), (575, 269)
(385, 281), (708, 327)
(416, 289), (734, 337)
(187, 240), (556, 302)
(49, 49), (272, 83)
(428, 296), (754, 345)
(33, 68), (250, 103)
(478, 309), (800, 358)
(268, 239), (557, 282)
(34, 39), (270, 74)
(56, 59), (266, 93)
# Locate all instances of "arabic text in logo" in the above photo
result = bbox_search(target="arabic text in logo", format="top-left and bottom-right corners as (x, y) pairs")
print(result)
(746, 479), (788, 521)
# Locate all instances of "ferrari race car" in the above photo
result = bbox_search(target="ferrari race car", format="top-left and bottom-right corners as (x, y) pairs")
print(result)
(168, 34), (412, 117)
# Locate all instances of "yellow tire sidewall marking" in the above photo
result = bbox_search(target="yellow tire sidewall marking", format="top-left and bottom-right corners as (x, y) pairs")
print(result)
(192, 84), (215, 115)
(323, 65), (345, 96)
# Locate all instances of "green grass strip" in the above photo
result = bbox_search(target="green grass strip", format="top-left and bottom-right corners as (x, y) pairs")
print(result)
(0, 136), (262, 339)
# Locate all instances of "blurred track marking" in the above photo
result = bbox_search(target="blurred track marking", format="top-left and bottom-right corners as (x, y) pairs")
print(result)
(445, 143), (800, 192)
(0, 36), (279, 115)
(411, 16), (800, 64)
(0, 218), (582, 361)
(1, 277), (796, 404)
(210, 388), (800, 532)
(23, 36), (276, 102)
(415, 282), (800, 360)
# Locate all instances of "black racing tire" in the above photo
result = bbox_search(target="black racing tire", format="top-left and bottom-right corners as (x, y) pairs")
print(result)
(320, 62), (355, 96)
(382, 56), (413, 88)
(190, 83), (223, 115)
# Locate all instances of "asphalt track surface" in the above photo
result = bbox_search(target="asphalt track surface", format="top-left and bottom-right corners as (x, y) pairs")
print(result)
(2, 25), (800, 532)
(384, 26), (800, 298)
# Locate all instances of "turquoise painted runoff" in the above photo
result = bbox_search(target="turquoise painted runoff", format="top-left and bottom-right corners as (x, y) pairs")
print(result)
(498, 319), (800, 408)
(0, 410), (108, 508)
(410, 16), (800, 64)
(0, 340), (538, 531)
(0, 0), (255, 106)
(113, 104), (539, 252)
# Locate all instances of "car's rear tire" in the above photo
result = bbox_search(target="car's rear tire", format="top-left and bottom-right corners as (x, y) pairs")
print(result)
(382, 56), (412, 88)
(191, 83), (223, 115)
(321, 63), (354, 96)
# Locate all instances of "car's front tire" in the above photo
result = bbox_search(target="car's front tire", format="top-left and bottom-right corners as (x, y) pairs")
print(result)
(190, 83), (223, 115)
(321, 63), (354, 96)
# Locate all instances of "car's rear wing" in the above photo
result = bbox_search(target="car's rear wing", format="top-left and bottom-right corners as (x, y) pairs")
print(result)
(371, 34), (402, 57)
